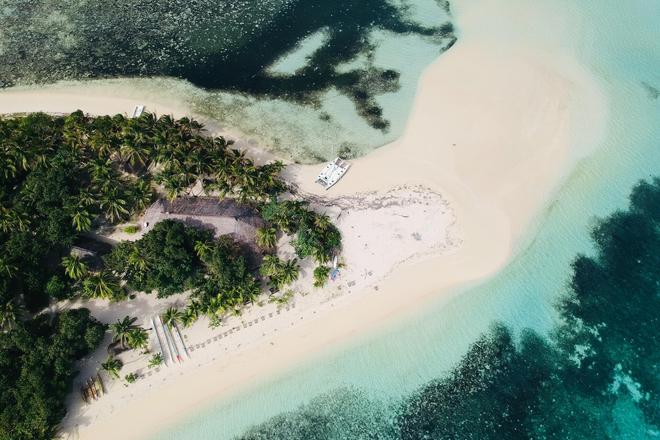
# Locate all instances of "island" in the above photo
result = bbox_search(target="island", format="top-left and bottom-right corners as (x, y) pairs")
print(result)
(0, 110), (342, 438)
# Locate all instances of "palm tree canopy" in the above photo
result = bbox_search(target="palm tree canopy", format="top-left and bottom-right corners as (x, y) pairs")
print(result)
(70, 208), (93, 232)
(101, 356), (123, 379)
(82, 271), (123, 300)
(255, 227), (277, 249)
(259, 255), (281, 278)
(111, 315), (139, 348)
(0, 299), (22, 332)
(126, 327), (149, 350)
(162, 307), (184, 328)
(280, 259), (300, 286)
(61, 255), (88, 280)
(313, 265), (331, 288)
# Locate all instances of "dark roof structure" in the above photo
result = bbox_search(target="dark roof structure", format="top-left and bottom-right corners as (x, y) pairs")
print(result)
(159, 197), (263, 227)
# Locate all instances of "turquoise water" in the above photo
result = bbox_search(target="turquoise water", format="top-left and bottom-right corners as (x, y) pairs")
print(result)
(150, 0), (660, 438)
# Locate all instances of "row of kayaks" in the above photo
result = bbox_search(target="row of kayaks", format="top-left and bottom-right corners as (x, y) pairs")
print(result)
(151, 315), (190, 366)
(79, 313), (191, 405)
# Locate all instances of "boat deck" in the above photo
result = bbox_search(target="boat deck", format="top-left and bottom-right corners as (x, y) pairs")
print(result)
(316, 157), (350, 189)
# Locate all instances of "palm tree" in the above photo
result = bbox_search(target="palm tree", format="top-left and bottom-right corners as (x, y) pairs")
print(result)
(158, 173), (187, 201)
(0, 206), (13, 233)
(312, 247), (331, 265)
(82, 271), (123, 300)
(127, 246), (149, 273)
(77, 189), (97, 207)
(120, 141), (149, 167)
(162, 307), (183, 329)
(181, 308), (197, 328)
(313, 265), (331, 288)
(182, 300), (202, 327)
(0, 257), (17, 278)
(1, 156), (17, 179)
(101, 356), (123, 379)
(126, 327), (149, 351)
(0, 206), (29, 233)
(255, 227), (277, 250)
(148, 353), (163, 368)
(89, 131), (114, 158)
(242, 279), (262, 304)
(130, 180), (153, 212)
(88, 158), (115, 182)
(11, 210), (29, 232)
(0, 299), (22, 332)
(111, 316), (139, 349)
(314, 214), (331, 231)
(259, 255), (281, 278)
(61, 255), (87, 280)
(100, 188), (129, 223)
(71, 208), (93, 232)
(194, 240), (212, 259)
(204, 295), (226, 324)
(280, 259), (300, 286)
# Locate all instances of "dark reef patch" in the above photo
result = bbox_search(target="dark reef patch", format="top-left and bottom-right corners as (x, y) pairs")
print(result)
(641, 82), (659, 100)
(238, 388), (396, 440)
(0, 0), (456, 131)
(235, 177), (660, 439)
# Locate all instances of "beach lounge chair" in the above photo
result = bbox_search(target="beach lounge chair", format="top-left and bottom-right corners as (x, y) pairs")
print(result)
(132, 105), (145, 118)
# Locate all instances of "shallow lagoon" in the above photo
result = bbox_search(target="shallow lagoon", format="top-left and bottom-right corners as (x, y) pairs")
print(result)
(0, 0), (455, 161)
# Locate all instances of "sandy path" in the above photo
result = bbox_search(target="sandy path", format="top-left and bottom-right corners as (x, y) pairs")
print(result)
(0, 7), (607, 439)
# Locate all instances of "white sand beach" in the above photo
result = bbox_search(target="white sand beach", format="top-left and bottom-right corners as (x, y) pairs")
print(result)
(0, 3), (608, 438)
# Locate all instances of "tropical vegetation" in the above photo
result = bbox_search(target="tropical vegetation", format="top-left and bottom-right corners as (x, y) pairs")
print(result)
(0, 110), (289, 312)
(261, 200), (341, 264)
(0, 110), (343, 438)
(110, 316), (140, 349)
(148, 353), (164, 368)
(259, 256), (300, 289)
(101, 356), (123, 380)
(313, 265), (331, 288)
(124, 372), (138, 384)
(0, 309), (105, 440)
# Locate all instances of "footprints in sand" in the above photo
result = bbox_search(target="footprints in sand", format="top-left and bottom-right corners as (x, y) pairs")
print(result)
(187, 303), (297, 354)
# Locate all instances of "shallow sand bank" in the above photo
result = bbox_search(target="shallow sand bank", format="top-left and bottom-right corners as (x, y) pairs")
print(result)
(0, 11), (607, 439)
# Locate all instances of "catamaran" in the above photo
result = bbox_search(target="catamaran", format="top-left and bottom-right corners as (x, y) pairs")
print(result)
(316, 157), (350, 189)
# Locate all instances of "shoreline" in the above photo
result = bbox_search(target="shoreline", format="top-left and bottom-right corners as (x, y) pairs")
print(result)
(0, 24), (608, 440)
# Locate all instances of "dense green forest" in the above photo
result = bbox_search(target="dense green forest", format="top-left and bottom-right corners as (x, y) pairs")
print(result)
(0, 309), (105, 440)
(0, 111), (342, 439)
(0, 110), (288, 311)
(238, 178), (660, 439)
(0, 111), (340, 311)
